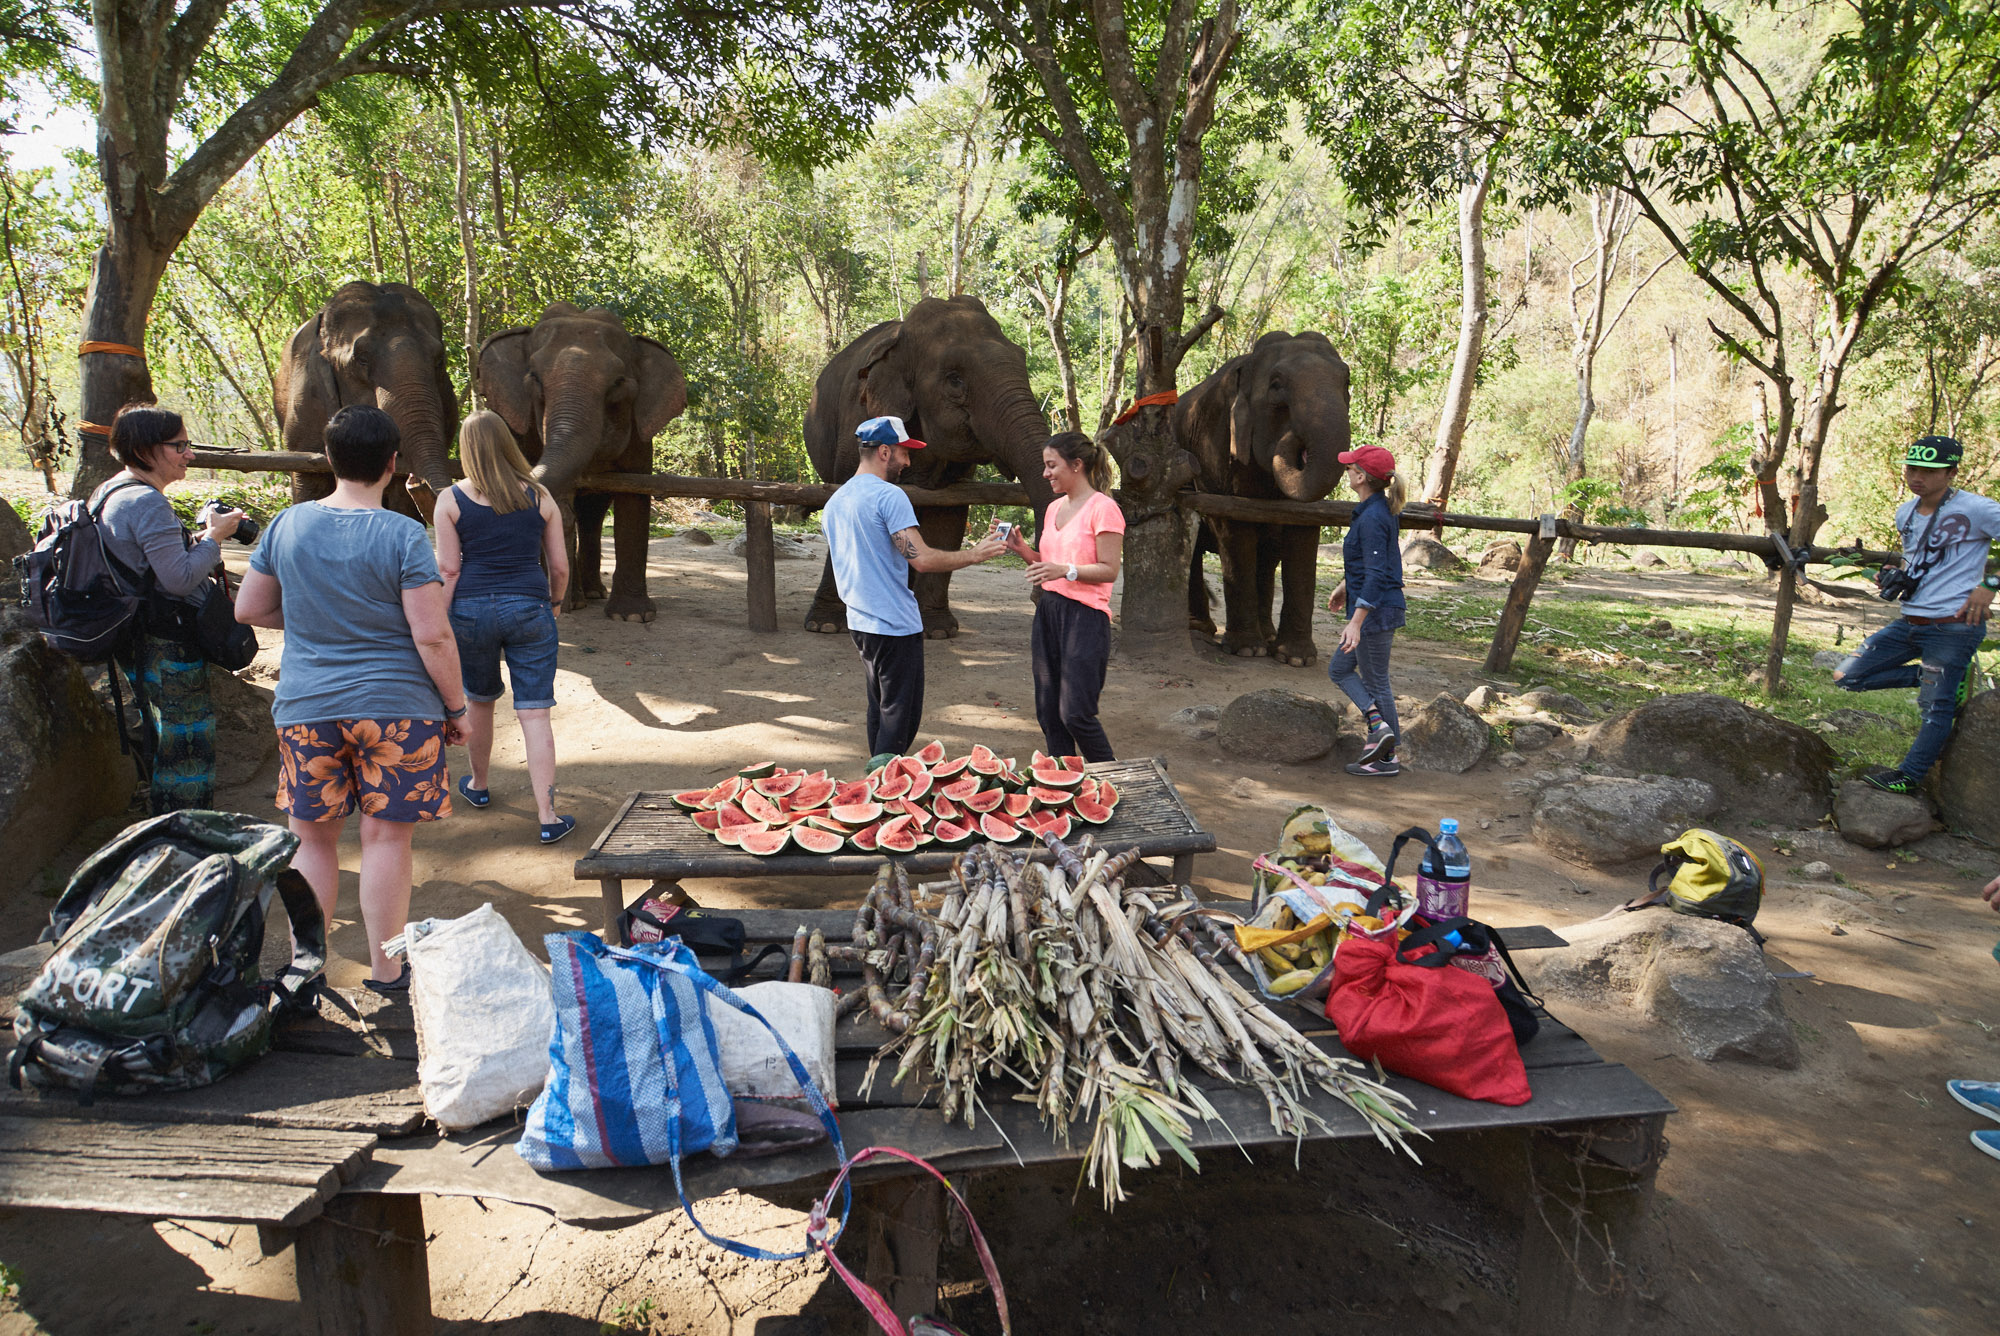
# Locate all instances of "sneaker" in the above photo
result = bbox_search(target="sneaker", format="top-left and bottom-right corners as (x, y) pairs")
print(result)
(457, 775), (491, 808)
(1360, 724), (1399, 765)
(363, 964), (411, 996)
(1975, 1130), (2000, 1163)
(540, 815), (578, 845)
(1345, 759), (1401, 778)
(1948, 1080), (2000, 1124)
(1862, 768), (1915, 795)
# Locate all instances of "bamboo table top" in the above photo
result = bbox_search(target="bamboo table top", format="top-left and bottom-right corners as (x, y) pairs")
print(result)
(573, 757), (1215, 881)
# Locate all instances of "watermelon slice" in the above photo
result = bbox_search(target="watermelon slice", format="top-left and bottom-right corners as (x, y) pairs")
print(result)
(931, 794), (961, 821)
(832, 779), (873, 808)
(737, 761), (780, 780)
(787, 776), (838, 811)
(714, 820), (765, 848)
(912, 740), (948, 766)
(1028, 785), (1074, 807)
(1001, 793), (1034, 819)
(741, 790), (786, 825)
(806, 814), (855, 834)
(1093, 779), (1120, 808)
(961, 787), (1004, 814)
(1071, 794), (1113, 824)
(979, 813), (1022, 843)
(904, 769), (934, 801)
(740, 826), (793, 855)
(754, 772), (803, 798)
(932, 819), (975, 845)
(786, 807), (831, 822)
(849, 822), (883, 852)
(829, 801), (884, 825)
(714, 802), (757, 828)
(704, 776), (745, 806)
(968, 744), (1003, 775)
(1021, 810), (1072, 841)
(1030, 764), (1083, 788)
(692, 810), (723, 832)
(792, 826), (844, 854)
(889, 797), (933, 827)
(928, 756), (970, 779)
(878, 815), (921, 852)
(941, 776), (981, 803)
(671, 789), (715, 811)
(995, 765), (1028, 791)
(873, 770), (913, 800)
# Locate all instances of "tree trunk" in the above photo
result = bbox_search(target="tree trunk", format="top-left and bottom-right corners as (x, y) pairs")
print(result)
(449, 87), (481, 408)
(1421, 155), (1493, 518)
(1556, 366), (1594, 560)
(1105, 406), (1197, 634)
(1033, 265), (1082, 433)
(70, 222), (173, 498)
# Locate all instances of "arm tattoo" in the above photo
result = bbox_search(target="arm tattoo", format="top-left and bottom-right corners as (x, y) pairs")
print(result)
(896, 533), (919, 561)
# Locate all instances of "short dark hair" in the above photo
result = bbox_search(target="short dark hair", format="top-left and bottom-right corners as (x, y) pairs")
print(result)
(324, 405), (400, 481)
(109, 403), (185, 471)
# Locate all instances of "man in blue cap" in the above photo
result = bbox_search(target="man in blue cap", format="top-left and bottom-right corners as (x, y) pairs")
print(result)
(1832, 434), (1999, 794)
(822, 415), (1005, 761)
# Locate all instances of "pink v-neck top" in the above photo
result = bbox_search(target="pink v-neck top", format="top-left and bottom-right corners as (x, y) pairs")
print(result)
(1039, 490), (1125, 613)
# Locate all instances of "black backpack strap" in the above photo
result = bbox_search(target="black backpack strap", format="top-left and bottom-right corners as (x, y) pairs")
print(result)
(1619, 854), (1685, 913)
(1364, 826), (1446, 918)
(719, 943), (790, 985)
(268, 868), (328, 1010)
(7, 1034), (41, 1091)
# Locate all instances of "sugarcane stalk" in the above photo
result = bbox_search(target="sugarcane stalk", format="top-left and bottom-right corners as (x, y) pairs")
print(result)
(808, 929), (831, 989)
(787, 925), (808, 983)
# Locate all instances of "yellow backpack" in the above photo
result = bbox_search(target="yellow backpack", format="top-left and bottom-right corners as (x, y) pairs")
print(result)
(1625, 829), (1766, 943)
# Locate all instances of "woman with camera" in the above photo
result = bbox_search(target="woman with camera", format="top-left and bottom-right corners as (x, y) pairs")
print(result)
(90, 403), (249, 813)
(999, 432), (1124, 762)
(433, 411), (575, 844)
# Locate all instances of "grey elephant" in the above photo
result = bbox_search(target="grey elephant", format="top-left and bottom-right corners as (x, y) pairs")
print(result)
(803, 296), (1056, 637)
(1174, 331), (1352, 666)
(276, 281), (459, 519)
(477, 302), (687, 622)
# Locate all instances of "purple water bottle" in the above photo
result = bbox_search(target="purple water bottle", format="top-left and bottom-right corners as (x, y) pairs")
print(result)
(1416, 819), (1472, 920)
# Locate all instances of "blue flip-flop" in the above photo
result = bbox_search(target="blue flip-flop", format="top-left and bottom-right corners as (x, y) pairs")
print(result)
(539, 815), (577, 845)
(457, 775), (491, 809)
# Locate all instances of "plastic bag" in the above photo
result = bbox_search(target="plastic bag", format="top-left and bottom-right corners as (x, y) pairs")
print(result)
(708, 981), (837, 1111)
(391, 904), (554, 1131)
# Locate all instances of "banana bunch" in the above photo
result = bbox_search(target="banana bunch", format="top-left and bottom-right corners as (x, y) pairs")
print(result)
(1254, 933), (1332, 994)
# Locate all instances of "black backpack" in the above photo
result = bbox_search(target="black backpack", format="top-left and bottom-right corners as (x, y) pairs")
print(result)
(12, 479), (152, 663)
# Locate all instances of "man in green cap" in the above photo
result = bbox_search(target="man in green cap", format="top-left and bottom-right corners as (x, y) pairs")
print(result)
(1833, 434), (1999, 794)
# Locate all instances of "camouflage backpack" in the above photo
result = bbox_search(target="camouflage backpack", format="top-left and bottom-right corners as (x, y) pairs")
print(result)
(8, 812), (326, 1102)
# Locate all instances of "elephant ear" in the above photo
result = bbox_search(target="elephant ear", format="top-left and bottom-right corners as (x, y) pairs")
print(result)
(276, 312), (344, 452)
(632, 337), (688, 447)
(851, 322), (915, 420)
(1209, 359), (1255, 470)
(478, 328), (537, 442)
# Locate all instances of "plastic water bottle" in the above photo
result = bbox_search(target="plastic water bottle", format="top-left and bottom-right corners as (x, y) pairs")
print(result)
(1416, 819), (1472, 921)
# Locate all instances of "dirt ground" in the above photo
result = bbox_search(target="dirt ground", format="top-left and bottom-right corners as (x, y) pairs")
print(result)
(2, 530), (1996, 1336)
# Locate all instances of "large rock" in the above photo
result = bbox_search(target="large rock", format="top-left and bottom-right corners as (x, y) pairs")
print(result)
(1398, 693), (1490, 772)
(1588, 693), (1836, 827)
(1938, 690), (2000, 843)
(208, 667), (279, 791)
(727, 532), (816, 560)
(1532, 775), (1719, 867)
(1, 499), (33, 564)
(1218, 689), (1341, 764)
(0, 608), (133, 903)
(1510, 721), (1564, 751)
(1833, 779), (1934, 849)
(1399, 535), (1466, 572)
(1526, 912), (1798, 1068)
(1163, 704), (1220, 741)
(1479, 539), (1522, 573)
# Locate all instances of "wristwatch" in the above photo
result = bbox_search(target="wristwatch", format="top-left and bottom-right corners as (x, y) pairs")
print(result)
(1983, 574), (2000, 591)
(1065, 563), (1079, 582)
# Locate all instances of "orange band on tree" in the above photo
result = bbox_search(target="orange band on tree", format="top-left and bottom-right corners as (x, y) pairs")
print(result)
(78, 342), (145, 358)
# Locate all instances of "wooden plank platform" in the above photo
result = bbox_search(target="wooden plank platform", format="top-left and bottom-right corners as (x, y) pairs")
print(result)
(574, 757), (1213, 881)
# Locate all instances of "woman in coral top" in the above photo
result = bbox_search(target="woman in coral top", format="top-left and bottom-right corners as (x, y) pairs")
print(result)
(1000, 432), (1126, 761)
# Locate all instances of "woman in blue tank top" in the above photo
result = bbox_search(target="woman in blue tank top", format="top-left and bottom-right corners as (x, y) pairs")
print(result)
(435, 411), (576, 843)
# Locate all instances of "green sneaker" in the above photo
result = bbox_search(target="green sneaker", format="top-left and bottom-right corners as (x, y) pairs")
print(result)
(1862, 768), (1916, 795)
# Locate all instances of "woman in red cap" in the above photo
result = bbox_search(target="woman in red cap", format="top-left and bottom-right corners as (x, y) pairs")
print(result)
(1325, 444), (1407, 777)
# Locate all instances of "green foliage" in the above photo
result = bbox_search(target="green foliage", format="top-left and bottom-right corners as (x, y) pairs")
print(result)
(1559, 477), (1649, 528)
(1667, 429), (1755, 533)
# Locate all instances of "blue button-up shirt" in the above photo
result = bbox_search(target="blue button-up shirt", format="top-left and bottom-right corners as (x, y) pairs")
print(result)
(1342, 491), (1406, 632)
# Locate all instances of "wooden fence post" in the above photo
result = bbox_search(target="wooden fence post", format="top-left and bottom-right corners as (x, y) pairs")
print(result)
(745, 500), (777, 633)
(1483, 521), (1556, 675)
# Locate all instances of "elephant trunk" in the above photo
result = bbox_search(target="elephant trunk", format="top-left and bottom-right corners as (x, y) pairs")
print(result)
(1267, 387), (1349, 503)
(530, 401), (605, 500)
(991, 388), (1057, 511)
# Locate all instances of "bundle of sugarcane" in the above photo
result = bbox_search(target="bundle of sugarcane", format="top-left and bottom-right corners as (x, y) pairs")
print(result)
(862, 834), (1421, 1208)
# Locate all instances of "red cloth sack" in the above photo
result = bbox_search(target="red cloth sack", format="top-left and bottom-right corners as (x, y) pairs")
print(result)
(1324, 929), (1532, 1106)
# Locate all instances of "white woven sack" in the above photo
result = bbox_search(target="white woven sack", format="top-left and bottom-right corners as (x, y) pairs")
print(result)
(708, 981), (837, 1109)
(398, 904), (555, 1131)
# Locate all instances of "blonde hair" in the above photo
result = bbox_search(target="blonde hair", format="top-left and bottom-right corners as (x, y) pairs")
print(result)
(1361, 468), (1407, 516)
(1048, 431), (1115, 492)
(458, 410), (539, 514)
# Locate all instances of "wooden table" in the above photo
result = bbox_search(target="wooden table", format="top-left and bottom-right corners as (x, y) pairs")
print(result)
(575, 757), (1217, 936)
(0, 905), (1673, 1336)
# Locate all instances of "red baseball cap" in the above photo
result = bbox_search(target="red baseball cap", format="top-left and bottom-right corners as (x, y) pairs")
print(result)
(1337, 444), (1397, 478)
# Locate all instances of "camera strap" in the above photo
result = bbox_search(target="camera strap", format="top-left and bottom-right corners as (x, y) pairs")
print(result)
(1904, 488), (1955, 581)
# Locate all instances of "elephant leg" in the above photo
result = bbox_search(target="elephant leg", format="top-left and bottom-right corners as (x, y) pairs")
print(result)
(1272, 524), (1323, 667)
(574, 492), (612, 602)
(1254, 526), (1283, 647)
(1209, 518), (1268, 657)
(551, 493), (583, 612)
(804, 555), (849, 633)
(602, 492), (656, 623)
(293, 471), (334, 504)
(912, 505), (968, 640)
(1187, 520), (1216, 636)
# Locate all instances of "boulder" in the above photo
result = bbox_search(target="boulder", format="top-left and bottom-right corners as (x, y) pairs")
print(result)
(1496, 750), (1530, 769)
(1701, 559), (1747, 574)
(1510, 721), (1564, 751)
(1833, 779), (1934, 849)
(1633, 549), (1665, 568)
(0, 608), (133, 903)
(679, 528), (715, 547)
(1217, 689), (1341, 764)
(1518, 687), (1588, 720)
(1, 499), (33, 564)
(1397, 693), (1490, 773)
(1463, 684), (1504, 710)
(1531, 775), (1719, 867)
(1399, 535), (1466, 572)
(208, 668), (279, 791)
(1478, 540), (1522, 573)
(1811, 649), (1846, 670)
(728, 532), (815, 560)
(1163, 704), (1221, 741)
(1524, 911), (1798, 1068)
(1587, 693), (1836, 828)
(1937, 689), (2000, 843)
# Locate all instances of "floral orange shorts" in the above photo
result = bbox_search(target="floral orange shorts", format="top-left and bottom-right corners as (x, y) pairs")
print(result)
(275, 719), (452, 823)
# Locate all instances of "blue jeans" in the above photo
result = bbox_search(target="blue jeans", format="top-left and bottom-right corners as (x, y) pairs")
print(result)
(1327, 627), (1400, 737)
(1834, 618), (1985, 780)
(451, 594), (560, 709)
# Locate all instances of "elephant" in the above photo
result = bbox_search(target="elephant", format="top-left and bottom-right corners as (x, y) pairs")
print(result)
(275, 281), (459, 520)
(1173, 330), (1352, 666)
(803, 296), (1056, 637)
(478, 302), (687, 622)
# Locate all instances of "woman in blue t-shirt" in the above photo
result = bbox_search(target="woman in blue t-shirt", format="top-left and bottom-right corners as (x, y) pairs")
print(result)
(435, 411), (575, 843)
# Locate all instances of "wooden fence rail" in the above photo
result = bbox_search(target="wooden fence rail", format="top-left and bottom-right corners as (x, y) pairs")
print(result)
(190, 449), (1888, 687)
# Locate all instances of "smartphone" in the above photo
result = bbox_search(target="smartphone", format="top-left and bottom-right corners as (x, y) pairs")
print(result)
(996, 521), (1013, 539)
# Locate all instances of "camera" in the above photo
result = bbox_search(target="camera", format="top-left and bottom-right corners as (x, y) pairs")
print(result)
(1875, 564), (1920, 601)
(200, 501), (259, 545)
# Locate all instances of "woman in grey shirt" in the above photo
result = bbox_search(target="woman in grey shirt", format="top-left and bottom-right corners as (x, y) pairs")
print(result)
(89, 404), (245, 812)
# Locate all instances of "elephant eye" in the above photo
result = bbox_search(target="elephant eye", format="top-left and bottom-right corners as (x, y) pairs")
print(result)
(946, 370), (966, 391)
(607, 377), (636, 405)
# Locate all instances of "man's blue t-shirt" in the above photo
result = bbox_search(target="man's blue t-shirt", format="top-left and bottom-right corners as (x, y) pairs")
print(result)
(822, 472), (922, 636)
(250, 502), (446, 726)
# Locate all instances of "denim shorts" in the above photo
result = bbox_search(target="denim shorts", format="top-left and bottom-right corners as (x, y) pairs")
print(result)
(450, 593), (559, 709)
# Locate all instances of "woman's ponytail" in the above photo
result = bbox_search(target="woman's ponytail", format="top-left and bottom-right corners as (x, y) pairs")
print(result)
(1383, 469), (1407, 516)
(1049, 431), (1116, 492)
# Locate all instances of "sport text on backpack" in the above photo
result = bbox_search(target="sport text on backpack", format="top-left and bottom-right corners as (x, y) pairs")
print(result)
(8, 811), (328, 1103)
(12, 479), (152, 662)
(1620, 828), (1766, 944)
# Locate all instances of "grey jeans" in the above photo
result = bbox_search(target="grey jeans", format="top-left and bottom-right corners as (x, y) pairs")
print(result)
(1326, 627), (1399, 736)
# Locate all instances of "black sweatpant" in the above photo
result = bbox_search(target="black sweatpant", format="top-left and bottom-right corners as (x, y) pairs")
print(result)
(1031, 591), (1114, 762)
(851, 630), (925, 758)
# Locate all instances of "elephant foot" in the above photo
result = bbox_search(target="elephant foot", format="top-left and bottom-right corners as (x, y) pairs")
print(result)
(603, 593), (656, 623)
(581, 585), (608, 603)
(1272, 641), (1319, 668)
(803, 618), (847, 634)
(1188, 615), (1217, 636)
(922, 612), (960, 640)
(1220, 630), (1269, 658)
(1232, 644), (1269, 658)
(925, 626), (960, 640)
